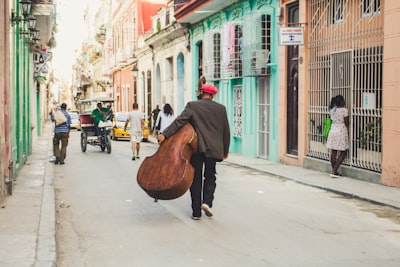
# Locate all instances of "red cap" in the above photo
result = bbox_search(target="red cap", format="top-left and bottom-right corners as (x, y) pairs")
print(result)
(201, 84), (218, 95)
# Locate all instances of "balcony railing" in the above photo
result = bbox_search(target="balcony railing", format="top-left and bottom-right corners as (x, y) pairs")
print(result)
(174, 0), (190, 10)
(32, 0), (53, 4)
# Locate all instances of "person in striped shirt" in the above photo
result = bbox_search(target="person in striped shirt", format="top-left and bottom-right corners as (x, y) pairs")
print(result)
(50, 103), (71, 165)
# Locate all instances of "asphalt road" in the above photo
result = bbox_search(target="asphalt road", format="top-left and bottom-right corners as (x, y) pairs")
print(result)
(54, 130), (400, 267)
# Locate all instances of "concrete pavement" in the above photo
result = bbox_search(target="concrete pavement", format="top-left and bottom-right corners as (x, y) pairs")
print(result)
(0, 124), (399, 266)
(0, 124), (56, 267)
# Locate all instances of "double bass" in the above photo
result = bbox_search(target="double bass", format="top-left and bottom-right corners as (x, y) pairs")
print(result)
(137, 123), (198, 202)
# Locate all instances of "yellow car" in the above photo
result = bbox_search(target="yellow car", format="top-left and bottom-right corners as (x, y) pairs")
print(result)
(111, 113), (130, 141)
(142, 119), (149, 142)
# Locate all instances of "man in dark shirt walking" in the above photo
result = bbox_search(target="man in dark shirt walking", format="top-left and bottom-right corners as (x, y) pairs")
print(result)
(158, 84), (230, 220)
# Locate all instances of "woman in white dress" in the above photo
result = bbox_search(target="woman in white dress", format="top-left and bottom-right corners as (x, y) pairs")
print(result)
(155, 103), (175, 134)
(326, 95), (349, 177)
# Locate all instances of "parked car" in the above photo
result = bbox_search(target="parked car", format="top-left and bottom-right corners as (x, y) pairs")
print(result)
(68, 112), (81, 130)
(112, 112), (130, 141)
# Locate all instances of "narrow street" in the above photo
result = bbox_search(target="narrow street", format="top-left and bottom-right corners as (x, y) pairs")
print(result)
(53, 131), (400, 267)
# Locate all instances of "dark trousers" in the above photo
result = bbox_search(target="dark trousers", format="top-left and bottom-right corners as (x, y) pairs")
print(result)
(190, 152), (217, 217)
(53, 132), (69, 162)
(94, 124), (101, 137)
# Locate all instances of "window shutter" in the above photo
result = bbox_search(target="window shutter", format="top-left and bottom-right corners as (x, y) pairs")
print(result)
(203, 31), (215, 80)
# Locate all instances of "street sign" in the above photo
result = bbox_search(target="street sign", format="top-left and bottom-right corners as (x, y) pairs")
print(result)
(279, 27), (304, 46)
(34, 51), (52, 76)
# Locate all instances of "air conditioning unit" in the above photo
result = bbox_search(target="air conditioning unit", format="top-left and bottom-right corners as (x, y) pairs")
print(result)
(251, 49), (270, 73)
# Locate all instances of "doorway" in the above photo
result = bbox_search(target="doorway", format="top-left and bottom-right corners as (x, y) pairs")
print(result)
(257, 77), (271, 159)
(286, 2), (299, 155)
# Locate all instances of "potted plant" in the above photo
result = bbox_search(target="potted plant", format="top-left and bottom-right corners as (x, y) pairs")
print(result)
(357, 120), (382, 166)
(309, 117), (328, 154)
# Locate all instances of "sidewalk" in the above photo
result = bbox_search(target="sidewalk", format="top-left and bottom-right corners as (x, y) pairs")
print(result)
(0, 124), (56, 267)
(0, 129), (399, 266)
(226, 154), (400, 209)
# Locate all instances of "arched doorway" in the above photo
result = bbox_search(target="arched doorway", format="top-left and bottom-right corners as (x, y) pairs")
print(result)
(147, 70), (152, 122)
(155, 64), (161, 104)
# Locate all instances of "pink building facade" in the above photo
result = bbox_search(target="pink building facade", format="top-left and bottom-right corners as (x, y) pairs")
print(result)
(277, 0), (400, 187)
(110, 0), (166, 114)
(382, 0), (400, 186)
(0, 0), (11, 201)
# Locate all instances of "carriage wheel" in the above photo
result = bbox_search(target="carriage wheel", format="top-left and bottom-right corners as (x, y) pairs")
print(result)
(106, 136), (112, 154)
(81, 132), (87, 152)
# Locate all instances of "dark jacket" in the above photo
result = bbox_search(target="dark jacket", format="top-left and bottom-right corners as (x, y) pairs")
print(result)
(162, 99), (230, 161)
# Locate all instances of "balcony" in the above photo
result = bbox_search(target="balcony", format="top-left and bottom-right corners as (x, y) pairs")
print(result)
(174, 0), (190, 10)
(95, 25), (107, 45)
(145, 22), (189, 48)
(174, 0), (238, 24)
(32, 0), (53, 16)
(32, 0), (55, 49)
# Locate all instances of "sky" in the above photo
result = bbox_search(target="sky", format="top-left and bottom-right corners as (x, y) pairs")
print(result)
(52, 0), (88, 81)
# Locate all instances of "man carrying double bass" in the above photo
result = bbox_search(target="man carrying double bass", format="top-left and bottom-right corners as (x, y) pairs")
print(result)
(158, 84), (230, 220)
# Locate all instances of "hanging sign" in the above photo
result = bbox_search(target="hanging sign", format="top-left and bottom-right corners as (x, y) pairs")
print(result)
(363, 93), (376, 109)
(279, 27), (304, 46)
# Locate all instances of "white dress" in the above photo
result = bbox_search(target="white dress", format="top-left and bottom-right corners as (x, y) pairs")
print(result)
(326, 107), (349, 151)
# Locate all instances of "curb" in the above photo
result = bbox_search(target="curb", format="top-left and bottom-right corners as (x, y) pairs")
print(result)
(35, 128), (57, 267)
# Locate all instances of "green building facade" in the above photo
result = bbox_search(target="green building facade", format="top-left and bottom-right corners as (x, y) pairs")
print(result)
(10, 1), (34, 176)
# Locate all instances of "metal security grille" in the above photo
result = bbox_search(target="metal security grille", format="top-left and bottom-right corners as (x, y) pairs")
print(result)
(233, 85), (243, 137)
(203, 31), (222, 80)
(213, 33), (221, 79)
(243, 13), (271, 77)
(220, 23), (243, 79)
(308, 0), (383, 172)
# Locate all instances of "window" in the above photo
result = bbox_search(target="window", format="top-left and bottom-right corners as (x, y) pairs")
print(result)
(363, 0), (381, 17)
(261, 14), (271, 52)
(233, 25), (243, 77)
(257, 14), (271, 75)
(133, 76), (138, 104)
(213, 33), (221, 79)
(197, 41), (203, 77)
(331, 0), (344, 24)
(166, 10), (170, 25)
(243, 13), (272, 77)
(203, 31), (215, 79)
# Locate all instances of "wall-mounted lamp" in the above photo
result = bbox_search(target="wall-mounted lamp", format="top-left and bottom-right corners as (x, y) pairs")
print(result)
(29, 28), (39, 39)
(33, 37), (41, 43)
(10, 0), (33, 27)
(131, 65), (139, 78)
(28, 15), (37, 29)
(26, 36), (40, 49)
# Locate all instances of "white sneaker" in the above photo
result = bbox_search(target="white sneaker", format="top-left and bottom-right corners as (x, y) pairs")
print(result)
(201, 203), (213, 217)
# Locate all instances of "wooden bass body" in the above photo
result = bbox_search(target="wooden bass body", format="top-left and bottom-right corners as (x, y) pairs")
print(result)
(137, 123), (198, 201)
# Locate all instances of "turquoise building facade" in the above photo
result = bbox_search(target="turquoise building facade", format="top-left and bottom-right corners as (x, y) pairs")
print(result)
(190, 0), (279, 161)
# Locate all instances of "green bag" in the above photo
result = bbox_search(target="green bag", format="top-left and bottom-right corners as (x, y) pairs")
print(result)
(323, 117), (332, 139)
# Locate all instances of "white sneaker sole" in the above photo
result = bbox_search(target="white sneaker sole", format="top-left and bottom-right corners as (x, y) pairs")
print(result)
(201, 204), (213, 217)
